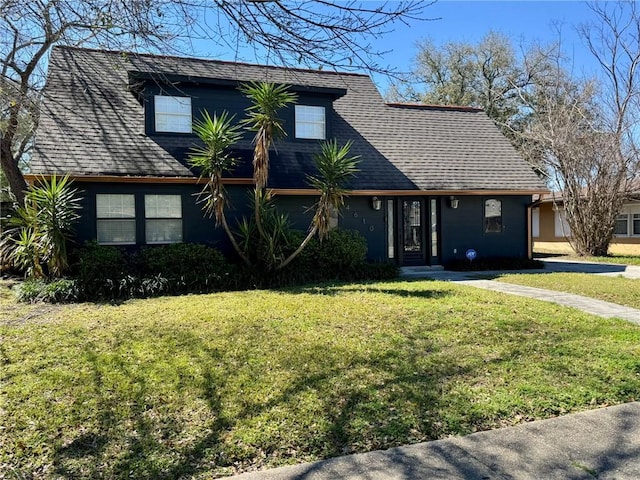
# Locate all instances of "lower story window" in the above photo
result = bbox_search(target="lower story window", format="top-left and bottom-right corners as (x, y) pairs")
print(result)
(96, 194), (136, 245)
(145, 194), (182, 244)
(614, 214), (629, 236)
(484, 198), (502, 233)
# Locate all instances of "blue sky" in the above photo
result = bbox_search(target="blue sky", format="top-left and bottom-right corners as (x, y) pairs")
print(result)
(196, 1), (602, 92)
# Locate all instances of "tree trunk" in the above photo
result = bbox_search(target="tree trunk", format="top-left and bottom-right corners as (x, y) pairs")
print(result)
(0, 140), (27, 204)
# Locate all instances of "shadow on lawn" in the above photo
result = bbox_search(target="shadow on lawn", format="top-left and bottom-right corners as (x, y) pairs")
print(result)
(281, 279), (452, 301)
(50, 322), (462, 479)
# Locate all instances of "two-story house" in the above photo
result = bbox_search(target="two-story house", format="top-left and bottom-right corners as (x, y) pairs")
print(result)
(29, 46), (546, 266)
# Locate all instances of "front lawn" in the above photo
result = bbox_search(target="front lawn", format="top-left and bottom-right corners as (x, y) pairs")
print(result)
(2, 280), (640, 479)
(535, 253), (640, 266)
(497, 272), (640, 309)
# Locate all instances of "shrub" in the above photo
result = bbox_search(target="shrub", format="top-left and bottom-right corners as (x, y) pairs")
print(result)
(295, 229), (368, 279)
(140, 243), (233, 293)
(75, 242), (129, 300)
(444, 257), (544, 272)
(15, 278), (80, 303)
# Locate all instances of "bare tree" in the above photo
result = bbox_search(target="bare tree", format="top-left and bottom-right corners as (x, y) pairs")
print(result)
(0, 0), (428, 203)
(519, 1), (640, 256)
(387, 32), (557, 140)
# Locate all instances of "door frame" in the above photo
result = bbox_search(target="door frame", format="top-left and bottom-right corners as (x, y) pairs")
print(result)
(394, 196), (440, 266)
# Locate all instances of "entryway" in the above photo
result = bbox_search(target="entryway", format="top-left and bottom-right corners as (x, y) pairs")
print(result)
(397, 197), (440, 266)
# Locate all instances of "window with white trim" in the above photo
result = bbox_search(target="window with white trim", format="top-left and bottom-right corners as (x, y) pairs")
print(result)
(532, 207), (540, 238)
(614, 214), (629, 236)
(154, 95), (192, 133)
(613, 204), (640, 237)
(295, 105), (325, 139)
(554, 208), (571, 237)
(96, 194), (136, 245)
(145, 194), (183, 244)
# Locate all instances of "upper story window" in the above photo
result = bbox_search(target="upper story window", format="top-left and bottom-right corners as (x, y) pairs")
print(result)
(484, 198), (502, 233)
(295, 105), (325, 139)
(155, 95), (192, 133)
(96, 194), (136, 245)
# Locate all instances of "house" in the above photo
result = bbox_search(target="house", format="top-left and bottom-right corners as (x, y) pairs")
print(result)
(29, 46), (546, 267)
(533, 193), (640, 255)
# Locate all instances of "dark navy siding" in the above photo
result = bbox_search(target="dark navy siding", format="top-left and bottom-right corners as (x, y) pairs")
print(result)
(72, 184), (531, 264)
(73, 183), (252, 253)
(439, 195), (531, 264)
(263, 195), (387, 262)
(143, 84), (334, 141)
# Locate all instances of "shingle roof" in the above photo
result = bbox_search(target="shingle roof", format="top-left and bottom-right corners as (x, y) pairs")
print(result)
(31, 46), (546, 192)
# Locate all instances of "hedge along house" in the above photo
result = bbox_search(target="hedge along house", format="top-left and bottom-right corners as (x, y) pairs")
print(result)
(29, 46), (546, 267)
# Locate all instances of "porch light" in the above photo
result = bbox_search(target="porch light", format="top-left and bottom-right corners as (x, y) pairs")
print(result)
(371, 196), (382, 211)
(449, 196), (459, 209)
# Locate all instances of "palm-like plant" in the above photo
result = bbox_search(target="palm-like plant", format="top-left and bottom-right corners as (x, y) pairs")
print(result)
(188, 110), (250, 265)
(2, 174), (81, 277)
(279, 140), (359, 269)
(240, 82), (297, 242)
(240, 82), (298, 190)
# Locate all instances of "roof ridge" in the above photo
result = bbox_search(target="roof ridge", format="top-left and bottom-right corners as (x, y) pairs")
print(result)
(53, 45), (371, 79)
(386, 102), (484, 113)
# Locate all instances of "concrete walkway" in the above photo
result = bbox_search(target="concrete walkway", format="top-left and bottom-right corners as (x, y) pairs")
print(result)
(230, 402), (640, 479)
(400, 259), (640, 325)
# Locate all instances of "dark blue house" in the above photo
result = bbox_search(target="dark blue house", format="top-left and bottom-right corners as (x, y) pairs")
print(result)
(30, 46), (546, 266)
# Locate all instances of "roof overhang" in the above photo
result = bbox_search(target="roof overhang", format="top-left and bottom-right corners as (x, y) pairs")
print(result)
(128, 71), (347, 99)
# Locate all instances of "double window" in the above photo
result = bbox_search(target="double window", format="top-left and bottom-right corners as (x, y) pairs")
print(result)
(155, 95), (192, 133)
(96, 194), (183, 245)
(295, 105), (325, 139)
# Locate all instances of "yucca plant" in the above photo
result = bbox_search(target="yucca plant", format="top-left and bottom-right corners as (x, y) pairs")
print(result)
(2, 174), (81, 278)
(240, 82), (297, 241)
(279, 140), (359, 269)
(188, 110), (249, 265)
(240, 82), (298, 189)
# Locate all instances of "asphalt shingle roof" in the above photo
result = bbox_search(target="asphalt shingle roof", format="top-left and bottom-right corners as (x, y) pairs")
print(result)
(31, 46), (546, 192)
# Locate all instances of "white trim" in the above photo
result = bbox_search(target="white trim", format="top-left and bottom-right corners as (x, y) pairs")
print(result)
(295, 105), (325, 139)
(154, 95), (192, 133)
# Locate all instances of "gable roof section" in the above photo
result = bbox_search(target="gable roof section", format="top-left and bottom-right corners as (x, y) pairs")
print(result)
(31, 46), (546, 192)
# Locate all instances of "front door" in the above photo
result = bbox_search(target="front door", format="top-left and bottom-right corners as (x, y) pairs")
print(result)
(401, 198), (425, 266)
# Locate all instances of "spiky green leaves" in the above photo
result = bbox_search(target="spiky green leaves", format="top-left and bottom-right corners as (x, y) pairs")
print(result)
(2, 174), (81, 278)
(240, 82), (297, 189)
(188, 110), (242, 223)
(307, 140), (360, 239)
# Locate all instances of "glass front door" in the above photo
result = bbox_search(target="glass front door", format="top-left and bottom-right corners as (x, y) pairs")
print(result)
(398, 197), (439, 266)
(402, 199), (425, 265)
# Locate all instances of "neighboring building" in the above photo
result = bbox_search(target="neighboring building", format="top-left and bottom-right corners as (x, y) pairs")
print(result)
(29, 46), (546, 266)
(533, 195), (640, 255)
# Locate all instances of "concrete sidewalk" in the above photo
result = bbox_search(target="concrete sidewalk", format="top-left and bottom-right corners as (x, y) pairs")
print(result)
(230, 402), (640, 479)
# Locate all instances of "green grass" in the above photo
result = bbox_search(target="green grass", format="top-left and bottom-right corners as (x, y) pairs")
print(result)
(2, 280), (640, 478)
(497, 272), (640, 309)
(536, 253), (640, 266)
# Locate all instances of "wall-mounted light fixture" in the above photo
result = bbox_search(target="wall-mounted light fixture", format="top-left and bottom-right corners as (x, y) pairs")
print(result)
(449, 196), (459, 209)
(371, 196), (382, 211)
